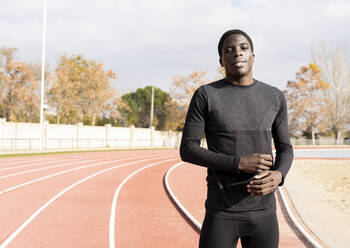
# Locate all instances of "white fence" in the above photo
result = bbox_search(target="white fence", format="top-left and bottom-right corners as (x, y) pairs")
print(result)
(290, 137), (349, 146)
(0, 118), (182, 153)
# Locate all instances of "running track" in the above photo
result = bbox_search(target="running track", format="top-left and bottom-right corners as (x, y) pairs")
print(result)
(0, 149), (346, 247)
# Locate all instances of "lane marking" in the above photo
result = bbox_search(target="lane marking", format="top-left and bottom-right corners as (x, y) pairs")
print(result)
(164, 162), (201, 230)
(0, 157), (82, 172)
(0, 153), (142, 179)
(0, 154), (165, 195)
(165, 162), (327, 248)
(109, 158), (180, 248)
(0, 150), (153, 169)
(0, 155), (177, 248)
(0, 156), (67, 166)
(278, 187), (325, 248)
(0, 159), (105, 179)
(0, 155), (92, 167)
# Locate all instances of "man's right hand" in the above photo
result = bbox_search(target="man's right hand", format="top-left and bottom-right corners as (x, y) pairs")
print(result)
(238, 153), (273, 174)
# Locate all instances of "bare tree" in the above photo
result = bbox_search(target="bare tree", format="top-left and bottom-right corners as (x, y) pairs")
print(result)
(312, 44), (350, 144)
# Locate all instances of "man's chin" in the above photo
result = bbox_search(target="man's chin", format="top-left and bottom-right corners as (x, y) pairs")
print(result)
(228, 71), (249, 79)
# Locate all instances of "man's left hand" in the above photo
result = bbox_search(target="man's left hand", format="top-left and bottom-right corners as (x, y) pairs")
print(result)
(247, 171), (282, 196)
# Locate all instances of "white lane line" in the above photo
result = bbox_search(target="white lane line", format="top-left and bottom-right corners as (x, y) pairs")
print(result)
(0, 150), (152, 170)
(0, 155), (177, 248)
(278, 187), (325, 248)
(164, 162), (202, 230)
(0, 151), (155, 171)
(0, 157), (87, 172)
(0, 154), (165, 195)
(165, 163), (327, 248)
(109, 158), (179, 248)
(0, 157), (65, 166)
(0, 154), (138, 179)
(0, 160), (96, 179)
(0, 155), (88, 167)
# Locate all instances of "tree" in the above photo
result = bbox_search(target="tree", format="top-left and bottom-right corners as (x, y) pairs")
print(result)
(120, 86), (181, 130)
(214, 66), (226, 80)
(48, 54), (119, 125)
(0, 47), (42, 122)
(312, 44), (350, 144)
(169, 71), (209, 130)
(285, 63), (330, 143)
(171, 70), (208, 107)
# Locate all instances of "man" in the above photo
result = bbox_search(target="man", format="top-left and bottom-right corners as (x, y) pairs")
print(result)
(180, 29), (293, 248)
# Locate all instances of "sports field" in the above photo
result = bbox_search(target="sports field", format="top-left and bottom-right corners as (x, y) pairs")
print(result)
(0, 149), (346, 247)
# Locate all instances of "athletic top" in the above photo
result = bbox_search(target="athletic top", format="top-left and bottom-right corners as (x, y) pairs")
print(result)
(180, 78), (294, 220)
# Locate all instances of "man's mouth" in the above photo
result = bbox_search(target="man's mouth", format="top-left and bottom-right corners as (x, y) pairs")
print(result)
(232, 61), (246, 67)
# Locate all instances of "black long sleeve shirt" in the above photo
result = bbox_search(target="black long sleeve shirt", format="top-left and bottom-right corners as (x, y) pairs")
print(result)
(180, 79), (293, 220)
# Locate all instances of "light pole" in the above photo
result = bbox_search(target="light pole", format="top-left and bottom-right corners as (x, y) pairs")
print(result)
(39, 0), (47, 152)
(149, 85), (154, 128)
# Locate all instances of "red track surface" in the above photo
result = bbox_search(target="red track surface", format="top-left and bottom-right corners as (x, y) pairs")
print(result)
(0, 149), (317, 247)
(167, 162), (312, 248)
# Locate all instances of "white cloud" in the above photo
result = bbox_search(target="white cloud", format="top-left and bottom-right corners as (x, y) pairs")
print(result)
(0, 0), (349, 92)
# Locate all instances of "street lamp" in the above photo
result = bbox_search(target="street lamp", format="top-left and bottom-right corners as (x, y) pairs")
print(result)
(39, 0), (47, 152)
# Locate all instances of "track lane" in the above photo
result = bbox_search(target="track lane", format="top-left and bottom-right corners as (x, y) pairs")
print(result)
(166, 162), (311, 248)
(0, 156), (116, 179)
(0, 150), (175, 246)
(0, 150), (153, 168)
(109, 158), (180, 248)
(0, 152), (153, 192)
(1, 155), (178, 248)
(0, 154), (93, 167)
(0, 151), (153, 173)
(0, 157), (146, 245)
(114, 159), (199, 248)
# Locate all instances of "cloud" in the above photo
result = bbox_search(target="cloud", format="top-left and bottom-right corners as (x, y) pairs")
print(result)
(0, 0), (349, 92)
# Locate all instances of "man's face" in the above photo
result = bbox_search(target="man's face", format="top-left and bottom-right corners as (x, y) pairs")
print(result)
(220, 34), (255, 79)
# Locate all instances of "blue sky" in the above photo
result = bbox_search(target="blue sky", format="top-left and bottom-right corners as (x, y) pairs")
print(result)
(1, 0), (350, 94)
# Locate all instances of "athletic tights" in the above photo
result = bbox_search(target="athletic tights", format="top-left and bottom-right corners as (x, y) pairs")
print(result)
(199, 211), (279, 248)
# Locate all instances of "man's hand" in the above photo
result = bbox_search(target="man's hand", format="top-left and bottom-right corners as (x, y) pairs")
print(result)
(238, 153), (273, 174)
(247, 171), (282, 196)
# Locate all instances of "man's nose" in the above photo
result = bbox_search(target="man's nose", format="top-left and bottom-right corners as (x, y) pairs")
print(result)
(233, 48), (242, 57)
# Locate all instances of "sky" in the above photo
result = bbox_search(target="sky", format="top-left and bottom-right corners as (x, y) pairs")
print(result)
(1, 0), (350, 94)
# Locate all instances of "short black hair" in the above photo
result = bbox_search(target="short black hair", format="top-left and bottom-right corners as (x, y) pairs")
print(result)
(218, 29), (254, 58)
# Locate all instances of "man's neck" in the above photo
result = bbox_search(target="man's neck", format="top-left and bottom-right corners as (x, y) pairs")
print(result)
(225, 74), (254, 86)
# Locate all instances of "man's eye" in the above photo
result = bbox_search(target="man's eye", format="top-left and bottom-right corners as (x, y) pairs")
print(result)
(224, 48), (233, 53)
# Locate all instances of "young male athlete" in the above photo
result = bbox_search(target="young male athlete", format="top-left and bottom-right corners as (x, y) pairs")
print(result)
(180, 29), (294, 248)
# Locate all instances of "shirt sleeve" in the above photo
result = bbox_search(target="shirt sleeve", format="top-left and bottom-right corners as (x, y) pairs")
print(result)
(271, 92), (294, 186)
(179, 86), (240, 173)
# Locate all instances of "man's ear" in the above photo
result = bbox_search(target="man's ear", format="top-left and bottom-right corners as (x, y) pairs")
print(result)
(219, 57), (223, 67)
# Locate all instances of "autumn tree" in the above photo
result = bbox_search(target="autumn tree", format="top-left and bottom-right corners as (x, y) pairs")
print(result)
(0, 47), (42, 122)
(171, 71), (208, 106)
(312, 45), (350, 143)
(169, 71), (209, 130)
(120, 86), (181, 130)
(285, 63), (330, 143)
(214, 66), (226, 80)
(48, 54), (119, 125)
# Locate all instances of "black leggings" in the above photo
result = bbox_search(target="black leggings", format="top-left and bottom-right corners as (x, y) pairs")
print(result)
(199, 212), (279, 248)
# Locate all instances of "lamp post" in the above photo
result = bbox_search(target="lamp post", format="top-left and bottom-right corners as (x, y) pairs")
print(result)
(39, 0), (47, 152)
(149, 85), (154, 128)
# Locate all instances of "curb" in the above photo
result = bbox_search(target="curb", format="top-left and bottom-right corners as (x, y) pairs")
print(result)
(278, 186), (329, 248)
(164, 162), (202, 232)
(165, 162), (329, 248)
